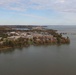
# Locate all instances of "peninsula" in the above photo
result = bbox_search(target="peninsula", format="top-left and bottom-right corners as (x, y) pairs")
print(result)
(0, 25), (70, 50)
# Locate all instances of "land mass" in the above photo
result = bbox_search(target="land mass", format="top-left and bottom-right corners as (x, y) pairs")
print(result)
(0, 25), (70, 50)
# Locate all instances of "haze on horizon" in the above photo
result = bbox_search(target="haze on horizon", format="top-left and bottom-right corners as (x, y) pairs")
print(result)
(0, 0), (76, 25)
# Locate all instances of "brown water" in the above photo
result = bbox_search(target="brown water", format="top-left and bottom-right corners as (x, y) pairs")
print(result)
(0, 26), (76, 75)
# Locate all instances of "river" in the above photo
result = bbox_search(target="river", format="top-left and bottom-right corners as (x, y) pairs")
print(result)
(0, 25), (76, 75)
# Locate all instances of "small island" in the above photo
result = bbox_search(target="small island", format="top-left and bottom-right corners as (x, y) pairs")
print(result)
(0, 25), (70, 50)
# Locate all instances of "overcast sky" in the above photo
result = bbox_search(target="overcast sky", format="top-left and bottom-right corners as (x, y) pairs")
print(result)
(0, 0), (76, 25)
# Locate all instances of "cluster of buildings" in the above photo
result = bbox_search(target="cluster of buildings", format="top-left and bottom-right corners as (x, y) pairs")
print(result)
(6, 31), (56, 42)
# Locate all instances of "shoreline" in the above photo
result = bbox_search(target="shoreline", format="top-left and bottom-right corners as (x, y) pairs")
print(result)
(0, 42), (70, 51)
(0, 47), (12, 51)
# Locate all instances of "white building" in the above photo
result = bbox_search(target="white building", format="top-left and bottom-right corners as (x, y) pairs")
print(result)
(7, 36), (21, 40)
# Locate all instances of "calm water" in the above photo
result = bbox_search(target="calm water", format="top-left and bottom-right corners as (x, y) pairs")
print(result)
(0, 25), (76, 75)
